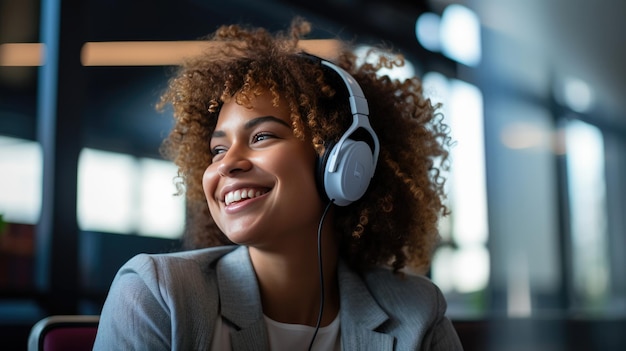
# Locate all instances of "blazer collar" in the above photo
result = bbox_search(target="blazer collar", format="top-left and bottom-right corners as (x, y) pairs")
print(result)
(216, 246), (394, 350)
(338, 261), (395, 350)
(217, 245), (269, 350)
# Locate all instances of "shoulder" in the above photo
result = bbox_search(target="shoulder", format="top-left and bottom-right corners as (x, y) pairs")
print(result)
(363, 267), (447, 323)
(362, 269), (464, 350)
(96, 247), (240, 349)
(122, 245), (239, 276)
(365, 267), (442, 298)
(339, 265), (459, 349)
(104, 245), (242, 328)
(116, 245), (240, 295)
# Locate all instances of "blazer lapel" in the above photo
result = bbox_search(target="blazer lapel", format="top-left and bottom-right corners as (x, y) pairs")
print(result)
(217, 246), (270, 351)
(338, 262), (395, 350)
(215, 248), (395, 350)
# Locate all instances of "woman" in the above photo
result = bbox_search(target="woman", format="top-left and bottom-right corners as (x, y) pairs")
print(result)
(93, 18), (462, 350)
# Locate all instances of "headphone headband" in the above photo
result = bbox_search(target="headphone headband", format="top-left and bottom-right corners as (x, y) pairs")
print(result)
(319, 61), (369, 116)
(317, 60), (380, 173)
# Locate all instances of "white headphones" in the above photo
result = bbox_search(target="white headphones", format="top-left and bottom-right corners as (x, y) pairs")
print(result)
(313, 58), (380, 206)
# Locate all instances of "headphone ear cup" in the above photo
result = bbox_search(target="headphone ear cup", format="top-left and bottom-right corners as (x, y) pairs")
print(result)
(315, 141), (335, 203)
(323, 139), (375, 206)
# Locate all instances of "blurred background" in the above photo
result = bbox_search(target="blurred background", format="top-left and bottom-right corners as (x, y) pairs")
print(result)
(1, 0), (625, 350)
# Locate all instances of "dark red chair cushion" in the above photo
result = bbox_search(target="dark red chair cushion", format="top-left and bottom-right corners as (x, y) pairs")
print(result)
(42, 326), (98, 351)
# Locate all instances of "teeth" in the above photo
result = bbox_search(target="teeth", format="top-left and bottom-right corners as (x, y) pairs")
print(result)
(224, 188), (267, 205)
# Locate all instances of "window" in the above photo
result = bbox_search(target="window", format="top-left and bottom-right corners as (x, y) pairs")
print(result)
(422, 72), (489, 317)
(0, 136), (41, 224)
(77, 148), (184, 238)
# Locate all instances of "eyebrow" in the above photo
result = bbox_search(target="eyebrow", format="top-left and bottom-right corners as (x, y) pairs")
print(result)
(211, 115), (291, 138)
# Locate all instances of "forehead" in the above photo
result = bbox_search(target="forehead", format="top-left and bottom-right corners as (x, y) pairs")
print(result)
(215, 93), (292, 129)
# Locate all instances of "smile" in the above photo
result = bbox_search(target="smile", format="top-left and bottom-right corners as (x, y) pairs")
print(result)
(224, 188), (269, 206)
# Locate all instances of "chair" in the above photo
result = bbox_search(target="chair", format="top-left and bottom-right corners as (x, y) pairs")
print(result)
(28, 315), (100, 351)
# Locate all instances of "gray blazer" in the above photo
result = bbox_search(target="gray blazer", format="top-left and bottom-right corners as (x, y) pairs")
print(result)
(93, 245), (462, 350)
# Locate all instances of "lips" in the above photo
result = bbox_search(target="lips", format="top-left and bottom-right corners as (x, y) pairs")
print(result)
(224, 187), (269, 206)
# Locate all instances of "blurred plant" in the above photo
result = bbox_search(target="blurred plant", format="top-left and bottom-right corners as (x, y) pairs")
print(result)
(0, 213), (6, 236)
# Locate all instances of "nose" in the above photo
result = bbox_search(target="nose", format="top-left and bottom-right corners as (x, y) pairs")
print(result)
(216, 146), (253, 176)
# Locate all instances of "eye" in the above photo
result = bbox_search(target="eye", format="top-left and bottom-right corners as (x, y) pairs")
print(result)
(252, 132), (275, 143)
(211, 145), (227, 155)
(210, 146), (227, 161)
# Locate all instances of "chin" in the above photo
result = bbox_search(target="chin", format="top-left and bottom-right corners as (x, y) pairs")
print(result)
(221, 229), (260, 246)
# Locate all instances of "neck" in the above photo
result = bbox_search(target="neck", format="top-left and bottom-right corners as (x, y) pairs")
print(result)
(248, 223), (340, 327)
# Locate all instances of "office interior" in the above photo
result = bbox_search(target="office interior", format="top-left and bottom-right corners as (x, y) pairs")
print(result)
(1, 0), (625, 349)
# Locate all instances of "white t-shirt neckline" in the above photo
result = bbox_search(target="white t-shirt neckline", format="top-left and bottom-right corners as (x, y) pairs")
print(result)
(263, 312), (342, 351)
(210, 311), (342, 350)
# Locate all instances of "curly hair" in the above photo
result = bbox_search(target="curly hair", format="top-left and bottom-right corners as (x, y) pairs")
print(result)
(157, 18), (451, 272)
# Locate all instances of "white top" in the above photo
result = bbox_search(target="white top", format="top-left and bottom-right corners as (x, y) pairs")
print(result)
(211, 312), (341, 351)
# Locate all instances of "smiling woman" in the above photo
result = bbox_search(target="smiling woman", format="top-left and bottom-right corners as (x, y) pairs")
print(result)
(203, 95), (321, 248)
(93, 17), (462, 351)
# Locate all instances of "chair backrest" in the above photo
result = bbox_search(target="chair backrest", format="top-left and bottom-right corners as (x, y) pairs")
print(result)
(28, 315), (100, 351)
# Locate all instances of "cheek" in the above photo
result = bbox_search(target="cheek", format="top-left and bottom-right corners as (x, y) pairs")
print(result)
(202, 166), (219, 208)
(202, 166), (227, 232)
(280, 150), (319, 196)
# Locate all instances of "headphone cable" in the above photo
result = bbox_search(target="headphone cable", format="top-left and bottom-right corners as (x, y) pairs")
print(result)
(307, 200), (334, 351)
